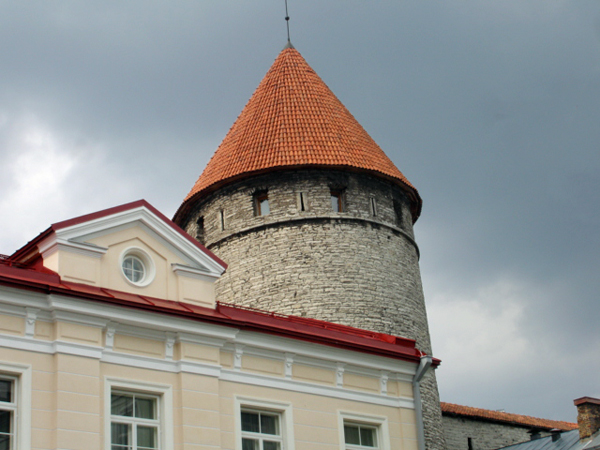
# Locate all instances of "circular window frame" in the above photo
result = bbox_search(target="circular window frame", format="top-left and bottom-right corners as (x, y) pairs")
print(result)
(119, 247), (155, 287)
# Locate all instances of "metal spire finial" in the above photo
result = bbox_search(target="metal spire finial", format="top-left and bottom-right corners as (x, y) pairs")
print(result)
(284, 0), (291, 44)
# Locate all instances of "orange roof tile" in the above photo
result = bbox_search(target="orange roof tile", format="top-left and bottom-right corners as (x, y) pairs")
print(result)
(441, 402), (578, 431)
(176, 45), (421, 222)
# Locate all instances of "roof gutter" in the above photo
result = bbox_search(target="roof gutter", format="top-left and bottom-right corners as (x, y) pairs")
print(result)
(0, 274), (431, 365)
(413, 354), (433, 450)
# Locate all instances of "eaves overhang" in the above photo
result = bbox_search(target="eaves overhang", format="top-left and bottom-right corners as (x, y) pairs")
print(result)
(174, 164), (422, 225)
(0, 263), (438, 367)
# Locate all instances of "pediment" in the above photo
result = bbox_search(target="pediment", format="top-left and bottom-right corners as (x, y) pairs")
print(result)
(35, 200), (225, 307)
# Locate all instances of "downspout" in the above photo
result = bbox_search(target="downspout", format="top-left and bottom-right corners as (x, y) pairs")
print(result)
(413, 355), (433, 450)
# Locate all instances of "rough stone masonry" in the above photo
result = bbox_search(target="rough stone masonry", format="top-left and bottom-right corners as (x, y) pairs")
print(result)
(178, 169), (446, 450)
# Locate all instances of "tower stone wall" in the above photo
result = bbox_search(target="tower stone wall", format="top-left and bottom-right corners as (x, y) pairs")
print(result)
(178, 169), (446, 450)
(182, 169), (429, 346)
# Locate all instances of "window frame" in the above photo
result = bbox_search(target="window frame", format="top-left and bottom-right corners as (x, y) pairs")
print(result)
(338, 412), (390, 450)
(330, 190), (345, 213)
(104, 378), (173, 450)
(234, 397), (295, 450)
(254, 192), (270, 217)
(0, 362), (31, 450)
(343, 423), (378, 450)
(119, 247), (156, 287)
(110, 390), (160, 450)
(240, 408), (283, 450)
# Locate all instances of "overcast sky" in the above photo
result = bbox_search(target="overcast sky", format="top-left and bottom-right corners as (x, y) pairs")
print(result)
(1, 1), (599, 423)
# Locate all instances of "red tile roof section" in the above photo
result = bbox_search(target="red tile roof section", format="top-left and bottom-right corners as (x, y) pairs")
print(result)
(441, 402), (578, 431)
(0, 262), (438, 366)
(176, 47), (421, 222)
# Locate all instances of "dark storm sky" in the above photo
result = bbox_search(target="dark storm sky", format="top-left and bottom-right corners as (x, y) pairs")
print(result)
(1, 1), (599, 422)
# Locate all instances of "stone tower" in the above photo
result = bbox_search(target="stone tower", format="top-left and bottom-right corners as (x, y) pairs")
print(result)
(174, 44), (445, 450)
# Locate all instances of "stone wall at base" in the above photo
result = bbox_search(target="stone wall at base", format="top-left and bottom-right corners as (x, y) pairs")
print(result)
(423, 373), (447, 450)
(443, 415), (549, 450)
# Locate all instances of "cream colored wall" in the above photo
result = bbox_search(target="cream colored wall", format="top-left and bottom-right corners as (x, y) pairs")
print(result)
(43, 225), (217, 307)
(0, 314), (25, 336)
(56, 251), (101, 286)
(0, 313), (418, 450)
(90, 226), (184, 300)
(219, 381), (419, 450)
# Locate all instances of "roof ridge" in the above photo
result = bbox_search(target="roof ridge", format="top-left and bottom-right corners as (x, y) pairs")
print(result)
(440, 402), (578, 431)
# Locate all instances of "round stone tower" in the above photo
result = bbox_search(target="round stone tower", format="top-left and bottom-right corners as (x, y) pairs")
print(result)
(174, 44), (445, 450)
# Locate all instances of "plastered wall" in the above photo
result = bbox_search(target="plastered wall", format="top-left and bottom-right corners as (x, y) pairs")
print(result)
(0, 310), (419, 450)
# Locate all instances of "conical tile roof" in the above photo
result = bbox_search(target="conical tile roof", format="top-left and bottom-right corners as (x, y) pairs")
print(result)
(176, 46), (421, 221)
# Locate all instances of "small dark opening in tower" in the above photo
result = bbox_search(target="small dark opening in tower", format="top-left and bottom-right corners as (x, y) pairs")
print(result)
(298, 192), (307, 212)
(468, 437), (473, 450)
(254, 191), (270, 216)
(220, 210), (225, 230)
(196, 216), (205, 245)
(330, 189), (344, 213)
(393, 200), (403, 227)
(370, 197), (377, 217)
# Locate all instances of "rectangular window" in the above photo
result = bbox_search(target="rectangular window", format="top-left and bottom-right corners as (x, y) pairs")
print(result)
(0, 363), (31, 450)
(220, 210), (226, 231)
(254, 192), (270, 216)
(338, 412), (389, 450)
(104, 378), (173, 450)
(235, 397), (294, 450)
(331, 190), (344, 213)
(344, 423), (378, 450)
(0, 377), (16, 450)
(111, 391), (160, 450)
(241, 410), (282, 450)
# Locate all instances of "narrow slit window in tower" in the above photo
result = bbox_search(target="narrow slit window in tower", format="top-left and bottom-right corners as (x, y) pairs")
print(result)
(393, 200), (403, 228)
(220, 210), (225, 230)
(370, 197), (377, 217)
(196, 216), (205, 244)
(298, 192), (307, 212)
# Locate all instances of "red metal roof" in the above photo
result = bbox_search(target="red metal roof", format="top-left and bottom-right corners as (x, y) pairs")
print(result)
(0, 262), (437, 366)
(441, 402), (578, 431)
(175, 46), (422, 223)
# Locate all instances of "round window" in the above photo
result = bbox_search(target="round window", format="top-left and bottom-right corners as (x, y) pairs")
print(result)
(122, 255), (145, 283)
(120, 248), (155, 287)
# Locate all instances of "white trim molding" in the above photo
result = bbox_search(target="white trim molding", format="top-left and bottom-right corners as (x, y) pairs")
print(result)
(171, 263), (220, 282)
(54, 205), (226, 277)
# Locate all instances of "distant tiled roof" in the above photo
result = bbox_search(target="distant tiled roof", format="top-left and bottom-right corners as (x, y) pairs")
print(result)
(176, 46), (421, 222)
(441, 402), (578, 431)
